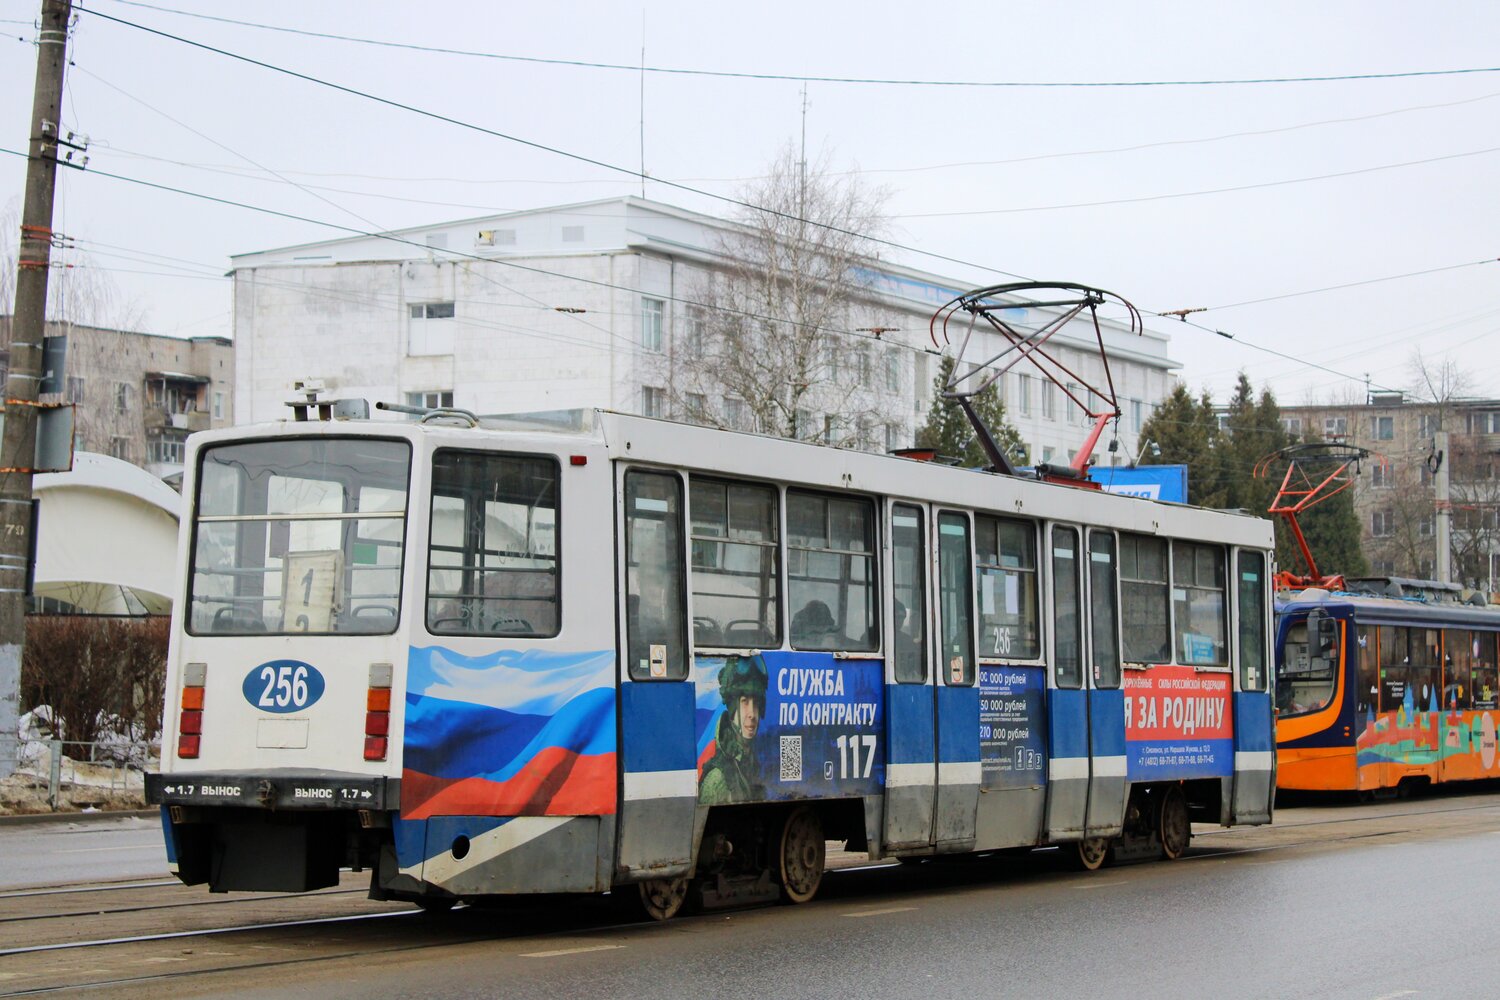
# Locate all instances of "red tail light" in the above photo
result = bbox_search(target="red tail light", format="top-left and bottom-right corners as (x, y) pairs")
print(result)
(177, 684), (204, 758)
(364, 680), (391, 761)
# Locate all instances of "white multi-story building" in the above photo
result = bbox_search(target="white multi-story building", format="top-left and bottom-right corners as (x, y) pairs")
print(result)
(230, 197), (1177, 464)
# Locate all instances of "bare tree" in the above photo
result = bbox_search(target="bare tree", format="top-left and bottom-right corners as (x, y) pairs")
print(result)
(662, 146), (894, 446)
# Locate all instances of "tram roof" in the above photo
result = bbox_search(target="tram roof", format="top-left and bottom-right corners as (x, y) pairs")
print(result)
(1277, 589), (1500, 627)
(195, 407), (1276, 549)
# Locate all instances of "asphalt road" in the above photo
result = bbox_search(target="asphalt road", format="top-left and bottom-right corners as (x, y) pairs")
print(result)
(5, 795), (1500, 998)
(0, 814), (167, 889)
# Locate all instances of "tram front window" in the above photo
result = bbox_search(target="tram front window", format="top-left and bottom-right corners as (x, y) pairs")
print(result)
(1276, 614), (1337, 716)
(189, 437), (411, 635)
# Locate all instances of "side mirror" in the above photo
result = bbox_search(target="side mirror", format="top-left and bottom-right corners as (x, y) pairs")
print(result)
(1317, 616), (1338, 656)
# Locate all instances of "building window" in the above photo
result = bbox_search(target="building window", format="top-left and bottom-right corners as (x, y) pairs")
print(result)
(684, 307), (706, 358)
(885, 423), (902, 452)
(1372, 510), (1394, 537)
(405, 390), (454, 415)
(685, 393), (708, 423)
(1324, 416), (1347, 438)
(1131, 399), (1143, 432)
(1372, 558), (1395, 576)
(640, 296), (665, 352)
(1281, 416), (1302, 436)
(108, 436), (130, 461)
(1042, 381), (1056, 421)
(1473, 411), (1500, 434)
(65, 376), (85, 404)
(641, 385), (665, 418)
(1018, 375), (1031, 416)
(1371, 415), (1394, 440)
(1066, 383), (1084, 424)
(1418, 413), (1439, 438)
(212, 391), (225, 420)
(884, 349), (901, 393)
(856, 344), (872, 387)
(147, 432), (188, 466)
(1418, 514), (1434, 538)
(408, 301), (456, 356)
(724, 397), (748, 431)
(114, 382), (132, 415)
(1371, 463), (1392, 488)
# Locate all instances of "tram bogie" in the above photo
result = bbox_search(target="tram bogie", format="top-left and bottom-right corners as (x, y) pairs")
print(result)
(148, 404), (1277, 915)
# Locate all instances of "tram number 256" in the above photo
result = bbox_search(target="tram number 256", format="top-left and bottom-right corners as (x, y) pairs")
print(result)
(257, 663), (311, 709)
(835, 734), (877, 779)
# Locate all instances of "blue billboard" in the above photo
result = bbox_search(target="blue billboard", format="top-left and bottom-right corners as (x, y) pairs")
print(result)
(1088, 464), (1188, 503)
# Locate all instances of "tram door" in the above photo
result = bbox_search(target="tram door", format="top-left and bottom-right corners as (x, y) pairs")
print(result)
(932, 510), (979, 849)
(1230, 549), (1275, 823)
(883, 502), (937, 850)
(1044, 524), (1089, 840)
(1083, 530), (1127, 835)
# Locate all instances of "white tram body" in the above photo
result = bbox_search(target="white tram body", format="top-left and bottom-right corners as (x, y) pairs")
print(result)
(149, 407), (1276, 910)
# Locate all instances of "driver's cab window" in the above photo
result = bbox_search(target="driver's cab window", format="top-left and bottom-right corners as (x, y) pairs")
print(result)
(1277, 610), (1338, 716)
(426, 450), (560, 636)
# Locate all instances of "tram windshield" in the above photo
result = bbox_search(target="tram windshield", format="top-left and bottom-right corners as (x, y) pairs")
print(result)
(1276, 612), (1337, 716)
(188, 437), (411, 635)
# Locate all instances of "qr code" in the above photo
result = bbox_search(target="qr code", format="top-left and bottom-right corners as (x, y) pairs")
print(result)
(779, 735), (803, 782)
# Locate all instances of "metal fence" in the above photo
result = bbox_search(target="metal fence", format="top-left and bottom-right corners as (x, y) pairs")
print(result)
(6, 735), (156, 811)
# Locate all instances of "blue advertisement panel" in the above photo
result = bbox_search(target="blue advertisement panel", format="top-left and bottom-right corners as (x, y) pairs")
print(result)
(1088, 465), (1188, 503)
(978, 665), (1047, 789)
(694, 651), (884, 804)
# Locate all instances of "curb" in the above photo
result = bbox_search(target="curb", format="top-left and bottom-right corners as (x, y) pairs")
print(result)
(0, 808), (158, 828)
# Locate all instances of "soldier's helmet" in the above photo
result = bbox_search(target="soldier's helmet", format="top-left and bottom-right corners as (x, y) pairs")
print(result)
(717, 654), (768, 711)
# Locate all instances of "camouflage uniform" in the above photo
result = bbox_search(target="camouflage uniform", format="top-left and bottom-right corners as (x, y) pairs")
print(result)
(699, 655), (768, 805)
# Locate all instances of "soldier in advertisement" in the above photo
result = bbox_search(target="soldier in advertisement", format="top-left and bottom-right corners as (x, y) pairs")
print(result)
(699, 655), (768, 805)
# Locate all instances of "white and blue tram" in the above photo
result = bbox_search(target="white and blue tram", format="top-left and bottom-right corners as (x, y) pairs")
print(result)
(147, 403), (1277, 916)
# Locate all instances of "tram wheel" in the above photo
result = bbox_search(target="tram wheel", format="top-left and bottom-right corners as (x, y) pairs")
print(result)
(1073, 836), (1113, 871)
(1159, 787), (1191, 861)
(778, 806), (826, 904)
(637, 876), (690, 921)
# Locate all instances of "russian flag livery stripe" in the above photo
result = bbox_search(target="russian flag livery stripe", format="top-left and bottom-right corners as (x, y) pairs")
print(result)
(402, 646), (617, 820)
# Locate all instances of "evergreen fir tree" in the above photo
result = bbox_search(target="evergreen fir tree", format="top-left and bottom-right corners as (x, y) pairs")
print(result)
(915, 357), (1026, 469)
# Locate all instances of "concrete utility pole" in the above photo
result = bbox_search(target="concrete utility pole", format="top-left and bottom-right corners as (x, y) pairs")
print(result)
(0, 0), (73, 779)
(1434, 429), (1451, 584)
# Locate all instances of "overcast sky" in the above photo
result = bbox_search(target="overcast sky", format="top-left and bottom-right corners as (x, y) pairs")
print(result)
(1, 0), (1496, 406)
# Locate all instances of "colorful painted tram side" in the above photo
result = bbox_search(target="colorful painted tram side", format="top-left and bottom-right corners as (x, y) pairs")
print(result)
(1274, 584), (1500, 795)
(147, 404), (1277, 918)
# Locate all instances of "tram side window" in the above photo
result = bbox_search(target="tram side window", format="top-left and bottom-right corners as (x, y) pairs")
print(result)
(1052, 527), (1082, 689)
(1276, 611), (1336, 716)
(427, 451), (559, 637)
(890, 504), (928, 684)
(1172, 541), (1226, 666)
(1409, 628), (1440, 714)
(1355, 625), (1378, 716)
(937, 512), (975, 685)
(1378, 625), (1406, 712)
(1445, 630), (1472, 711)
(787, 491), (877, 652)
(1472, 632), (1499, 710)
(974, 515), (1039, 659)
(1119, 534), (1169, 664)
(689, 479), (779, 648)
(1088, 531), (1121, 690)
(1237, 550), (1268, 691)
(624, 471), (687, 680)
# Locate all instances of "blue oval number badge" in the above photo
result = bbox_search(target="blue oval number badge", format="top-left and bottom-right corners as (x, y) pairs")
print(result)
(242, 660), (325, 713)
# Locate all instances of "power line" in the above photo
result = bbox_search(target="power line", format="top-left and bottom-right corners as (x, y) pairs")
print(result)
(895, 146), (1500, 218)
(94, 1), (1500, 89)
(1203, 257), (1498, 311)
(77, 5), (1032, 285)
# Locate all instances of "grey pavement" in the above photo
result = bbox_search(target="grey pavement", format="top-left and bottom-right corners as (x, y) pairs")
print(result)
(0, 813), (169, 889)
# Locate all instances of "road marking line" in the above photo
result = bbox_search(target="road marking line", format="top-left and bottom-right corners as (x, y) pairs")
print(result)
(842, 906), (917, 917)
(521, 944), (624, 959)
(1072, 881), (1126, 889)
